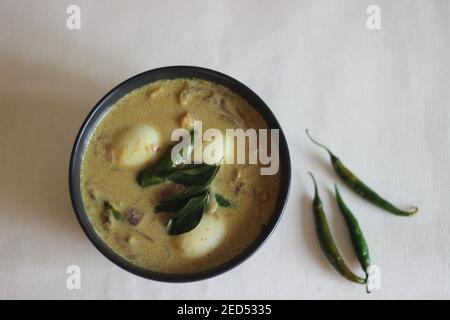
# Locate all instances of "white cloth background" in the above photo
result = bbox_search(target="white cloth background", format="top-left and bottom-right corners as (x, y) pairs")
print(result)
(0, 0), (449, 299)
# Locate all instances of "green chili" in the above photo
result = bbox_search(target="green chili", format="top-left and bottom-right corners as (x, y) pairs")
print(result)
(308, 173), (366, 285)
(306, 130), (418, 217)
(334, 184), (371, 277)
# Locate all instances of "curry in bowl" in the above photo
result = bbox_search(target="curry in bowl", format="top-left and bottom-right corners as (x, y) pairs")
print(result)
(74, 70), (289, 278)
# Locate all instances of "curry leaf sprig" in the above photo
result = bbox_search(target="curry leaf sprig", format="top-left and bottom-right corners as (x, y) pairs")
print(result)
(155, 164), (222, 235)
(136, 130), (234, 235)
(166, 192), (211, 235)
(137, 144), (187, 187)
(137, 130), (196, 187)
(155, 184), (209, 213)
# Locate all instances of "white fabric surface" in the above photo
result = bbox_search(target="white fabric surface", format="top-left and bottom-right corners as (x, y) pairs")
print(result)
(0, 0), (449, 299)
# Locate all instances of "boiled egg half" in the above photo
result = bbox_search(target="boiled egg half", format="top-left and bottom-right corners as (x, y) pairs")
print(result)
(113, 124), (160, 167)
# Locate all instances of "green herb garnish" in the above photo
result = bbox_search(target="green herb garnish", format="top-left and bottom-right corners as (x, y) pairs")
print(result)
(154, 184), (209, 213)
(136, 132), (234, 235)
(156, 164), (225, 235)
(167, 192), (211, 235)
(164, 163), (221, 186)
(105, 201), (123, 222)
(215, 193), (234, 208)
(137, 131), (196, 187)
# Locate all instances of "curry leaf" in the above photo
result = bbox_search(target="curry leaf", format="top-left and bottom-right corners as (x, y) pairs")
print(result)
(154, 184), (209, 213)
(215, 193), (234, 208)
(137, 151), (178, 187)
(105, 201), (123, 222)
(166, 193), (210, 235)
(154, 164), (220, 214)
(165, 163), (220, 186)
(137, 131), (195, 187)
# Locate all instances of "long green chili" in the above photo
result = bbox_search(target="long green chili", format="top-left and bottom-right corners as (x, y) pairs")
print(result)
(306, 130), (418, 216)
(308, 173), (366, 285)
(334, 184), (371, 278)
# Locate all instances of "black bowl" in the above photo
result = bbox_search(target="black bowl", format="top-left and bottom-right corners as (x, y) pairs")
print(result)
(69, 66), (291, 282)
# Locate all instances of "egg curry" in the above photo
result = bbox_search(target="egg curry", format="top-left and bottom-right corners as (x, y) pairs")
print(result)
(80, 79), (281, 274)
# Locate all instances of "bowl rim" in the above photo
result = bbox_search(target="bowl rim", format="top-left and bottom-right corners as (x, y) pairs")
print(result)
(69, 65), (291, 282)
